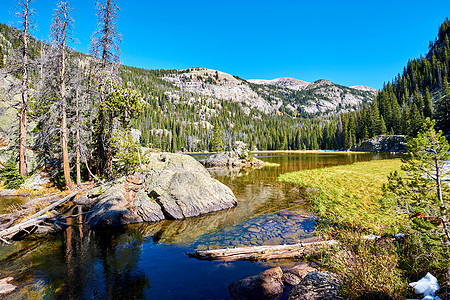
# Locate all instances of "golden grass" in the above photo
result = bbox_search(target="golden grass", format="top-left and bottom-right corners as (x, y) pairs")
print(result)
(262, 161), (281, 167)
(278, 159), (406, 234)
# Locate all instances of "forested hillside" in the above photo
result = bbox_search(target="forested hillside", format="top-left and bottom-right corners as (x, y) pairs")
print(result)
(337, 18), (450, 147)
(122, 66), (342, 152)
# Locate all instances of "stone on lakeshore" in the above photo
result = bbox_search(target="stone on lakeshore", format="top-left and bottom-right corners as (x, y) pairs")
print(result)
(288, 271), (342, 300)
(229, 267), (284, 300)
(20, 171), (51, 190)
(200, 152), (264, 168)
(350, 135), (406, 152)
(282, 264), (316, 286)
(86, 152), (237, 229)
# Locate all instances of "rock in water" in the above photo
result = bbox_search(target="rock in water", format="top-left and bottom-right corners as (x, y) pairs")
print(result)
(282, 264), (317, 286)
(86, 152), (237, 228)
(288, 271), (342, 300)
(229, 267), (284, 300)
(350, 135), (406, 152)
(200, 152), (264, 168)
(200, 152), (242, 167)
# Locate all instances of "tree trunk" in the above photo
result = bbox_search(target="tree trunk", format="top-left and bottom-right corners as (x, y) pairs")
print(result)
(19, 0), (30, 177)
(188, 240), (331, 261)
(76, 87), (81, 186)
(0, 191), (78, 240)
(106, 110), (113, 179)
(96, 84), (106, 176)
(60, 19), (73, 191)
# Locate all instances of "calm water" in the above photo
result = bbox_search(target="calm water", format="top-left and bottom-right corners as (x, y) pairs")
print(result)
(0, 152), (395, 299)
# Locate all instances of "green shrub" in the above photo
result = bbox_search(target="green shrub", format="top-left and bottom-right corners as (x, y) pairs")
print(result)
(0, 159), (25, 189)
(323, 230), (406, 299)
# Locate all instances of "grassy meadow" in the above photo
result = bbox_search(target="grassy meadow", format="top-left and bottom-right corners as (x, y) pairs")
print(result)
(278, 159), (407, 234)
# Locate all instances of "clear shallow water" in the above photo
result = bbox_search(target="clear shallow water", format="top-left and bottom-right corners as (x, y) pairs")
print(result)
(0, 152), (396, 299)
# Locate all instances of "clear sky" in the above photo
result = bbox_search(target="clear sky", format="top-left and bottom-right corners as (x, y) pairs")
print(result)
(1, 0), (450, 89)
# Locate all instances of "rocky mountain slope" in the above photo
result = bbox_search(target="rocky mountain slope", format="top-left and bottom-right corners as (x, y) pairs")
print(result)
(248, 78), (310, 91)
(162, 68), (273, 113)
(161, 68), (377, 116)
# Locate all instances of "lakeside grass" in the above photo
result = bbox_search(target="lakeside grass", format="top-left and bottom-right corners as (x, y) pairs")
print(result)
(262, 161), (281, 167)
(278, 159), (406, 234)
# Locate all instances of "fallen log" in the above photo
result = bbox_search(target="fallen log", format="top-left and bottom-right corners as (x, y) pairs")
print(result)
(0, 191), (78, 240)
(187, 240), (335, 261)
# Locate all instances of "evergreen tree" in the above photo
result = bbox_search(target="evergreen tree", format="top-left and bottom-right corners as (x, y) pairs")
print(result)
(212, 125), (223, 152)
(0, 159), (25, 189)
(386, 118), (449, 271)
(379, 115), (387, 135)
(0, 46), (4, 69)
(90, 0), (122, 179)
(423, 88), (433, 118)
(436, 80), (450, 133)
(409, 103), (423, 136)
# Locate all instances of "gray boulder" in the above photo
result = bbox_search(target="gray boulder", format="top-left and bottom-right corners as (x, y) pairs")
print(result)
(200, 152), (242, 167)
(350, 135), (406, 152)
(229, 267), (284, 300)
(288, 271), (342, 300)
(282, 264), (316, 286)
(200, 152), (264, 168)
(86, 152), (237, 229)
(20, 172), (51, 190)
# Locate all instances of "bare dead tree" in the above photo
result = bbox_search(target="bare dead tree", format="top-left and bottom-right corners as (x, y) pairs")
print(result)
(90, 0), (121, 179)
(16, 0), (35, 177)
(50, 1), (75, 190)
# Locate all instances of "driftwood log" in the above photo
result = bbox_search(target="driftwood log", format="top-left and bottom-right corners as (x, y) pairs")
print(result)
(0, 191), (79, 241)
(187, 240), (335, 261)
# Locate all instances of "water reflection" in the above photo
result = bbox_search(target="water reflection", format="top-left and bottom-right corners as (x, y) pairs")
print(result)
(0, 152), (397, 299)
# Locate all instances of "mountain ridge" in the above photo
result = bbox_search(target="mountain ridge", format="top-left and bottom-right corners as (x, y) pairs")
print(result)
(160, 68), (377, 116)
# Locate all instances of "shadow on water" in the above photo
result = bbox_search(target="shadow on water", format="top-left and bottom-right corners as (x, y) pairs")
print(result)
(0, 152), (397, 299)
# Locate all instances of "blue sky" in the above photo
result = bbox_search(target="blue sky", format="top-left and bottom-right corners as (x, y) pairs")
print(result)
(1, 0), (450, 89)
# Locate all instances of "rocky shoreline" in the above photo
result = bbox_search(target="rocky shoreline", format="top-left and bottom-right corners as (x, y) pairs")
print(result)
(200, 152), (264, 168)
(350, 135), (406, 152)
(229, 264), (342, 300)
(0, 152), (238, 239)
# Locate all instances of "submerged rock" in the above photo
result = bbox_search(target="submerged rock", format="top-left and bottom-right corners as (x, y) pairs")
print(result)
(350, 135), (406, 152)
(86, 152), (237, 229)
(229, 267), (284, 300)
(288, 271), (342, 300)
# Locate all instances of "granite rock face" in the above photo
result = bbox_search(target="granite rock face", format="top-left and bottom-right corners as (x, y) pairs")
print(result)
(86, 152), (237, 229)
(350, 135), (406, 152)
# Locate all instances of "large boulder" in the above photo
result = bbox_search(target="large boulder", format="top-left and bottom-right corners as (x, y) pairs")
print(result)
(86, 152), (237, 229)
(350, 135), (406, 152)
(229, 267), (284, 300)
(20, 171), (51, 190)
(200, 152), (242, 167)
(200, 152), (264, 168)
(288, 271), (342, 300)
